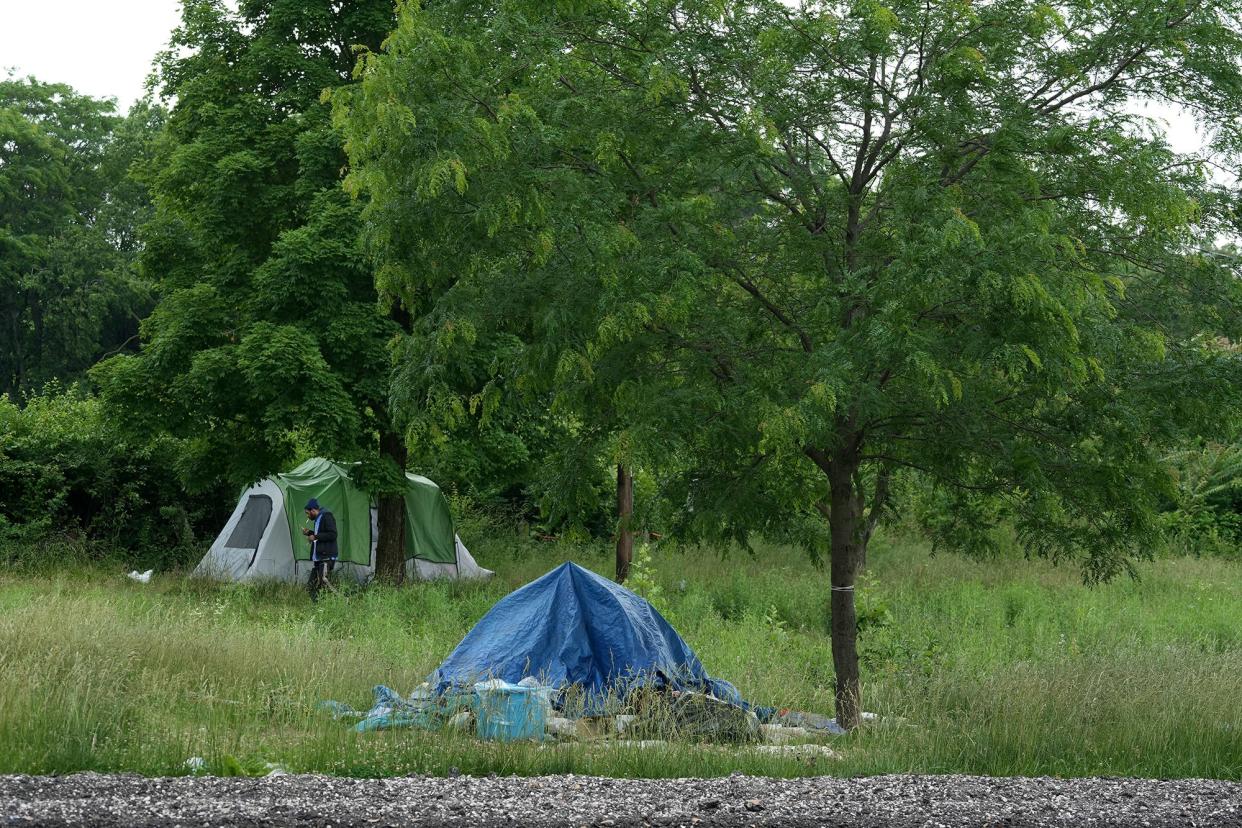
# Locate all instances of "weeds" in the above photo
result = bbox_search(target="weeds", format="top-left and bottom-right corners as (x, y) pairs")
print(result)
(0, 531), (1239, 779)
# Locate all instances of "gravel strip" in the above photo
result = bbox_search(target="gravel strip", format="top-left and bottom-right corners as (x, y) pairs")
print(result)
(3, 772), (1240, 827)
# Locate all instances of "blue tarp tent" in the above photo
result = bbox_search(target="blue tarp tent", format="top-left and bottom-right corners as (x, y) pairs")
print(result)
(430, 562), (743, 708)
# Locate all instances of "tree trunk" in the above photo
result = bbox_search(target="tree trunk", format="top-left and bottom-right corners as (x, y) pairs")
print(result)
(29, 293), (43, 381)
(827, 458), (865, 731)
(10, 308), (25, 393)
(375, 428), (407, 585)
(615, 463), (634, 583)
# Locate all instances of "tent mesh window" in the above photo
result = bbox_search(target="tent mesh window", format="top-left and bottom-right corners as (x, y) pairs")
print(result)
(225, 495), (273, 549)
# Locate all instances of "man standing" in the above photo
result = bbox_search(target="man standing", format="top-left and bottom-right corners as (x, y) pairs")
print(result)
(302, 498), (338, 602)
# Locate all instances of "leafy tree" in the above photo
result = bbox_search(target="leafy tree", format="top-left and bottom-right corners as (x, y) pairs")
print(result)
(0, 384), (225, 564)
(386, 323), (572, 528)
(340, 0), (1242, 726)
(0, 77), (161, 395)
(1161, 434), (1242, 549)
(91, 0), (415, 578)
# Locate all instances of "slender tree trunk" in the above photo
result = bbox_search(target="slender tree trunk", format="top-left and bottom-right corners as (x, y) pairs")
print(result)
(10, 309), (25, 393)
(29, 294), (44, 380)
(826, 455), (866, 731)
(375, 427), (407, 585)
(615, 463), (634, 583)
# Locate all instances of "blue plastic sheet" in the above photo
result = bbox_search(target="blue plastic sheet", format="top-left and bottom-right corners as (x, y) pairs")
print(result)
(319, 685), (448, 732)
(430, 562), (743, 710)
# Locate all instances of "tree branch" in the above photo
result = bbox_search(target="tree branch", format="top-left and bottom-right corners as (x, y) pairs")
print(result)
(728, 267), (814, 353)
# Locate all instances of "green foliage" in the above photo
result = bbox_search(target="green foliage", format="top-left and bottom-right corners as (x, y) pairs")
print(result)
(339, 0), (1242, 583)
(624, 542), (664, 609)
(1161, 439), (1242, 555)
(0, 76), (163, 396)
(853, 572), (894, 636)
(92, 0), (401, 493)
(0, 386), (226, 567)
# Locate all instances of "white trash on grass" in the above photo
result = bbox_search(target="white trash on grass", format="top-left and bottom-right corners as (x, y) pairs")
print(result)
(447, 710), (474, 731)
(545, 717), (578, 738)
(613, 714), (637, 734)
(760, 724), (809, 744)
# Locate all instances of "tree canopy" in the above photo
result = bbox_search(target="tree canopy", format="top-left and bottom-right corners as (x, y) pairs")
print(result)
(0, 77), (163, 397)
(339, 0), (1242, 726)
(89, 0), (450, 581)
(93, 0), (396, 491)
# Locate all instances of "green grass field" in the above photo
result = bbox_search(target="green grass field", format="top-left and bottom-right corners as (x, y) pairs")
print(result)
(1, 532), (1239, 779)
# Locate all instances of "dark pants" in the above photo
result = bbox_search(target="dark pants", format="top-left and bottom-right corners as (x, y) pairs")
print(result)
(307, 559), (336, 602)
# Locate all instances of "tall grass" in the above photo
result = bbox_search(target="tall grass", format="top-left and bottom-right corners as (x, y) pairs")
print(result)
(0, 531), (1239, 779)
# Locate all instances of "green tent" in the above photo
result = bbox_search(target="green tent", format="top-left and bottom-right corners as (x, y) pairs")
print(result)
(196, 458), (492, 584)
(404, 473), (458, 566)
(274, 458), (457, 566)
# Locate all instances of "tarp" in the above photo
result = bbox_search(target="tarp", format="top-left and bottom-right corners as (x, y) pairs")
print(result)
(430, 562), (742, 708)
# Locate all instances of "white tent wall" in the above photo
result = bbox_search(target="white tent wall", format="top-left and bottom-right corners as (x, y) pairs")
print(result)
(193, 479), (294, 582)
(454, 536), (493, 579)
(194, 481), (492, 584)
(406, 535), (494, 581)
(192, 478), (370, 585)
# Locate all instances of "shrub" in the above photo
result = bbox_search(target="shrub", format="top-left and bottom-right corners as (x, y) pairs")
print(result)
(1160, 441), (1242, 556)
(0, 385), (226, 568)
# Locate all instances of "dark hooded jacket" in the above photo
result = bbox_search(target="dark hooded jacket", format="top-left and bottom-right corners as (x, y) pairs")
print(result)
(311, 509), (338, 561)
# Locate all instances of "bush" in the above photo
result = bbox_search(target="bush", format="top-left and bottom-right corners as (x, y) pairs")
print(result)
(1160, 441), (1242, 556)
(0, 385), (226, 568)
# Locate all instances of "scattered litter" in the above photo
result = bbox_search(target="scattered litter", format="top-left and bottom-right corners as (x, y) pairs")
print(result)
(320, 564), (865, 747)
(474, 680), (549, 742)
(320, 685), (450, 732)
(569, 717), (610, 740)
(546, 717), (578, 738)
(324, 683), (862, 745)
(759, 724), (808, 744)
(473, 679), (508, 691)
(766, 709), (879, 735)
(127, 569), (153, 584)
(660, 691), (760, 743)
(753, 744), (840, 760)
(318, 700), (361, 720)
(184, 756), (205, 773)
(770, 709), (839, 732)
(607, 740), (669, 750)
(263, 762), (287, 777)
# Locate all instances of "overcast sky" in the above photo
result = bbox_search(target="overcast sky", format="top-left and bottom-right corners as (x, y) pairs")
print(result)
(0, 0), (1210, 156)
(1, 0), (183, 111)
